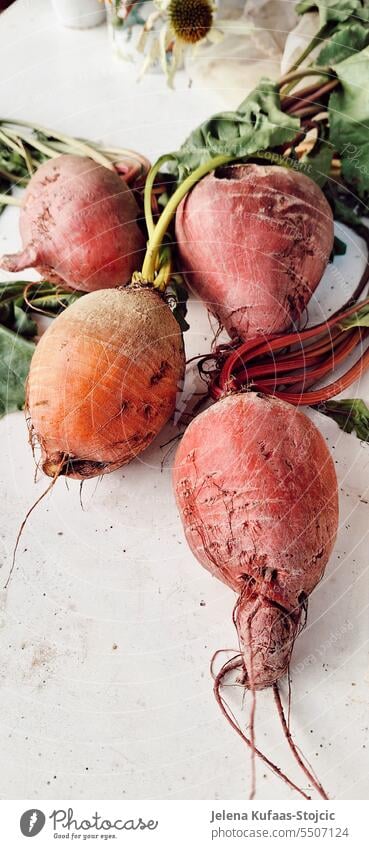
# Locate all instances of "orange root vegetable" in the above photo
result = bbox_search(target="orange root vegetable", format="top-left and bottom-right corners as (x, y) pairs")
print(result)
(175, 164), (334, 340)
(173, 392), (338, 797)
(0, 155), (146, 292)
(27, 287), (184, 479)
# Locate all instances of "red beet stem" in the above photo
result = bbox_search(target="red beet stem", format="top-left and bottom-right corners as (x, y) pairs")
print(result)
(213, 296), (369, 405)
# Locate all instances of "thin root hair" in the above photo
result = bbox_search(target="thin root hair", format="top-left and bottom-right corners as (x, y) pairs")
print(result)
(4, 457), (65, 590)
(213, 657), (311, 800)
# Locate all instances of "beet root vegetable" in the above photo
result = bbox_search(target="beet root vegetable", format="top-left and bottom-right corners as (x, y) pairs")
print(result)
(0, 155), (146, 292)
(175, 164), (334, 340)
(174, 391), (338, 682)
(173, 391), (338, 797)
(27, 287), (184, 479)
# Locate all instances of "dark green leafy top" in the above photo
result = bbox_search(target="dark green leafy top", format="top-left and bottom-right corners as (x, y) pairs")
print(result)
(171, 80), (300, 181)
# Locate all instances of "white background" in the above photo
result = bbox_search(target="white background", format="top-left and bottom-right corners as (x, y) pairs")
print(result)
(0, 0), (368, 802)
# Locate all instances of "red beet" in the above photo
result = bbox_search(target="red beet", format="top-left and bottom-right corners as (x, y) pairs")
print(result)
(175, 164), (334, 340)
(173, 392), (338, 798)
(0, 155), (145, 292)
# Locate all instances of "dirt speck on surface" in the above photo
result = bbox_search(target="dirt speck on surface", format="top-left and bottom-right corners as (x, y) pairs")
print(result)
(30, 644), (57, 670)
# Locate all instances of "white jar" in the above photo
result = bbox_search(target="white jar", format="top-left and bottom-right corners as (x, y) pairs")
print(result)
(51, 0), (106, 29)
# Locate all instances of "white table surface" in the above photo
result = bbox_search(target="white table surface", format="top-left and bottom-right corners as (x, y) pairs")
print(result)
(0, 0), (369, 802)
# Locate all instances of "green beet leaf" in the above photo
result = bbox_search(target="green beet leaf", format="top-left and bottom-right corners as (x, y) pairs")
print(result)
(339, 303), (369, 329)
(0, 302), (37, 338)
(300, 123), (333, 188)
(318, 21), (369, 65)
(297, 0), (369, 27)
(318, 398), (369, 441)
(329, 46), (369, 200)
(171, 79), (300, 182)
(0, 325), (35, 417)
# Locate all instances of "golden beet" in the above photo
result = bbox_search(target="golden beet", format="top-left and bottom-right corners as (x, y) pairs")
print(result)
(27, 287), (185, 479)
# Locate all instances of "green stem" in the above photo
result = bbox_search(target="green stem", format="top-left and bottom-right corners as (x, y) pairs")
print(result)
(32, 139), (74, 156)
(0, 192), (22, 207)
(279, 66), (332, 90)
(281, 23), (336, 95)
(6, 128), (59, 160)
(286, 24), (332, 75)
(18, 138), (34, 177)
(96, 144), (151, 171)
(0, 120), (114, 170)
(141, 153), (234, 282)
(144, 153), (175, 240)
(0, 128), (24, 156)
(0, 168), (28, 186)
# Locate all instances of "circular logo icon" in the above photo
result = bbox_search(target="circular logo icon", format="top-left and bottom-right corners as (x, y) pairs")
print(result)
(20, 810), (46, 837)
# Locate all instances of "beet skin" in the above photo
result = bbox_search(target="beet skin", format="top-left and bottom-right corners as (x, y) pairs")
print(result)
(175, 164), (334, 340)
(173, 392), (338, 687)
(0, 155), (145, 292)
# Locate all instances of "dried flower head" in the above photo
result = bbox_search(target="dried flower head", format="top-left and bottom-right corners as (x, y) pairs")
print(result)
(168, 0), (214, 44)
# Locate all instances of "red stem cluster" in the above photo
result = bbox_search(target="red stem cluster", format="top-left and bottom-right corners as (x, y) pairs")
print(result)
(209, 296), (369, 406)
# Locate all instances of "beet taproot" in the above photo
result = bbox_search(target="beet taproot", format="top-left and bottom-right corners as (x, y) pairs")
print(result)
(173, 391), (338, 797)
(173, 392), (338, 686)
(0, 155), (145, 292)
(175, 163), (334, 340)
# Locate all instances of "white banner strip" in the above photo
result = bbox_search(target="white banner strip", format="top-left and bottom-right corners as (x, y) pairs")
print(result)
(2, 800), (366, 848)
